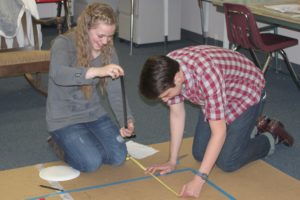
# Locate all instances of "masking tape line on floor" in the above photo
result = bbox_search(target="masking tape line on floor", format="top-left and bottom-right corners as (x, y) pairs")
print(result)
(28, 167), (235, 200)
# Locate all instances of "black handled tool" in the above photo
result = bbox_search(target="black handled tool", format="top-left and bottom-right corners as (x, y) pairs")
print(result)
(120, 76), (136, 139)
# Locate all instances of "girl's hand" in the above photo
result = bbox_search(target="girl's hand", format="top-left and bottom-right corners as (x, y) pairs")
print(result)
(120, 119), (135, 138)
(86, 64), (124, 79)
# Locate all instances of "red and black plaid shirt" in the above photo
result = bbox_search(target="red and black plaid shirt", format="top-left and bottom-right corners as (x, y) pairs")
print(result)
(167, 45), (265, 124)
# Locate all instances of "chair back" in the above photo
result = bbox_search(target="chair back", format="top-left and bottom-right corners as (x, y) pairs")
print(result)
(223, 3), (264, 50)
(0, 12), (41, 52)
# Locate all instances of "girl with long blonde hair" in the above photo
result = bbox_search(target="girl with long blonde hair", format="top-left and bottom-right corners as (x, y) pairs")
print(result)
(46, 3), (134, 172)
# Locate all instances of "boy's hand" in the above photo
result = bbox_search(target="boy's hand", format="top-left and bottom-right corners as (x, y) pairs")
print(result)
(145, 162), (176, 175)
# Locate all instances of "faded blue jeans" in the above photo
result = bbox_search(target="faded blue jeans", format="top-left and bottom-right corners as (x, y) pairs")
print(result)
(50, 115), (127, 172)
(192, 93), (270, 172)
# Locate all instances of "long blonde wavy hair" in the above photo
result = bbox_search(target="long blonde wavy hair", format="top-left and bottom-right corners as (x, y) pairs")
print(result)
(75, 3), (117, 99)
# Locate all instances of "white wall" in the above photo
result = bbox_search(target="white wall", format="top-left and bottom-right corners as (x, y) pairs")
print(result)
(181, 0), (300, 65)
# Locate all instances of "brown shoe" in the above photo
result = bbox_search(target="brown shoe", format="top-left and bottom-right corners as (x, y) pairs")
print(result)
(256, 115), (269, 134)
(256, 116), (294, 147)
(268, 119), (294, 147)
(47, 136), (65, 160)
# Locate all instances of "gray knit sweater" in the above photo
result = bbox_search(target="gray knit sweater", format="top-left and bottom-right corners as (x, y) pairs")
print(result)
(46, 32), (133, 132)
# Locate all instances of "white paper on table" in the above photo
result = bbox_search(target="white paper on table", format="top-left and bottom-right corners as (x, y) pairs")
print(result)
(126, 141), (159, 159)
(264, 4), (300, 14)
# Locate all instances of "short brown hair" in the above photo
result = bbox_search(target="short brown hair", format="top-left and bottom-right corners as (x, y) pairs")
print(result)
(139, 55), (179, 99)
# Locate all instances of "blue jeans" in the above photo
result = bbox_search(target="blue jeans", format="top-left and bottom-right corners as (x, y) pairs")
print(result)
(192, 94), (270, 172)
(50, 115), (127, 172)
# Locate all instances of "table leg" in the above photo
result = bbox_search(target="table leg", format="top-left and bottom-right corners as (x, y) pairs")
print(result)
(129, 0), (134, 56)
(198, 0), (207, 44)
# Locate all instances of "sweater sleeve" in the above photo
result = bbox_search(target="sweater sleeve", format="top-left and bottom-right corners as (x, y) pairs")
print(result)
(49, 34), (94, 86)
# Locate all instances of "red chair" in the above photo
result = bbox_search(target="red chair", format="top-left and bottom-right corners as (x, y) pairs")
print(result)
(35, 0), (70, 34)
(223, 3), (300, 90)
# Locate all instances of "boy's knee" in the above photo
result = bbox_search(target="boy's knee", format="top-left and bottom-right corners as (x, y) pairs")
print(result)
(192, 149), (204, 162)
(216, 158), (240, 172)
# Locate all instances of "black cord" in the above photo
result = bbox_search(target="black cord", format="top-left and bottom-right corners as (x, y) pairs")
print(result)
(120, 76), (136, 139)
(120, 76), (128, 129)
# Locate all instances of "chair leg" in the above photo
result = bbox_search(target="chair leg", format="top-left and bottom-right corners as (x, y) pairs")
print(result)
(230, 44), (238, 51)
(279, 49), (300, 90)
(249, 48), (262, 69)
(63, 0), (71, 30)
(56, 1), (62, 17)
(262, 53), (272, 74)
(24, 73), (47, 96)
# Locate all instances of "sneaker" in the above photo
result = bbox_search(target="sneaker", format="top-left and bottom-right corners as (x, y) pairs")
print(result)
(47, 136), (65, 160)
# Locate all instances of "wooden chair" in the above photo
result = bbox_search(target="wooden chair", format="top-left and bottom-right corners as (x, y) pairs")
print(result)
(223, 3), (300, 90)
(0, 11), (50, 96)
(35, 0), (71, 34)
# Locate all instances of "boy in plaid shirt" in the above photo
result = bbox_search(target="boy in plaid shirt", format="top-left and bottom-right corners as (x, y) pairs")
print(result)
(139, 45), (293, 198)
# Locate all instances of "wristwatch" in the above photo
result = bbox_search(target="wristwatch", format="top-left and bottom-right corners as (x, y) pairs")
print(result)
(195, 171), (208, 181)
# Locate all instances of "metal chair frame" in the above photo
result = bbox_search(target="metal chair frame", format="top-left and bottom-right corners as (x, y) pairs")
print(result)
(224, 3), (300, 90)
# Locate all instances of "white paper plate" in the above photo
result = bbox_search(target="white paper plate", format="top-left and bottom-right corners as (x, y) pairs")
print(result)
(39, 165), (80, 182)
